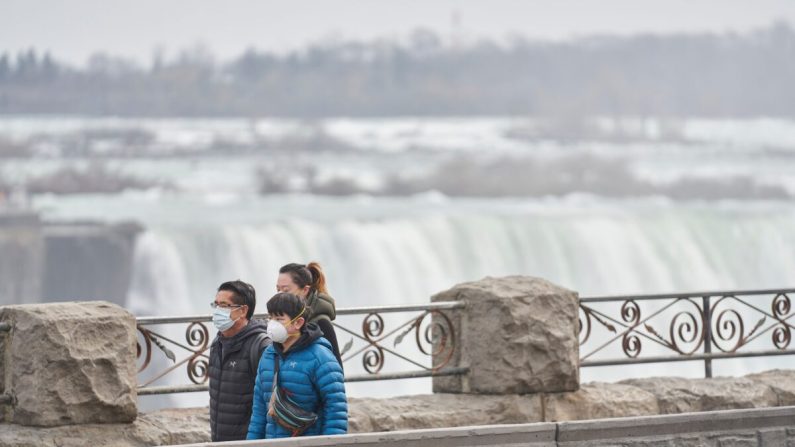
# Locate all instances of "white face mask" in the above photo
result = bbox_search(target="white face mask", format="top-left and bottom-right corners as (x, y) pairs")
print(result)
(267, 308), (305, 343)
(267, 321), (289, 343)
(212, 307), (237, 332)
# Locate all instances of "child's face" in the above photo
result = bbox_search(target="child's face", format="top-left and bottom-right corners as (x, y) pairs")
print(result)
(271, 312), (304, 334)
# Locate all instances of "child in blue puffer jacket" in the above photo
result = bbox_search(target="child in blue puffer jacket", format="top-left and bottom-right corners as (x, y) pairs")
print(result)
(246, 292), (347, 439)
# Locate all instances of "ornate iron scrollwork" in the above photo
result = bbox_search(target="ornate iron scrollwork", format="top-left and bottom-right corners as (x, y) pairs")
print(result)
(188, 356), (210, 384)
(621, 300), (640, 326)
(186, 322), (209, 350)
(620, 300), (642, 357)
(710, 295), (765, 353)
(186, 322), (210, 383)
(579, 305), (592, 345)
(622, 332), (642, 358)
(668, 300), (704, 355)
(362, 313), (386, 373)
(417, 310), (455, 371)
(138, 305), (463, 392)
(136, 321), (209, 387)
(338, 308), (461, 374)
(772, 293), (792, 350)
(136, 326), (153, 373)
(580, 290), (795, 369)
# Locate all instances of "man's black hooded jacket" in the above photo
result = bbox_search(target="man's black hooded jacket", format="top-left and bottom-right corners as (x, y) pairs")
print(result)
(208, 319), (270, 442)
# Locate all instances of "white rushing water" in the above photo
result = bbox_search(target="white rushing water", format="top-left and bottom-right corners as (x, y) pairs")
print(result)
(4, 115), (795, 407)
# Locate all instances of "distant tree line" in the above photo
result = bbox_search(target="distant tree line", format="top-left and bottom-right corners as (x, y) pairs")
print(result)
(1, 24), (794, 117)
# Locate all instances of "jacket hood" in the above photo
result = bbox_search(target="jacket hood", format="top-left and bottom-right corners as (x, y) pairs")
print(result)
(214, 318), (268, 351)
(307, 291), (336, 322)
(274, 321), (324, 356)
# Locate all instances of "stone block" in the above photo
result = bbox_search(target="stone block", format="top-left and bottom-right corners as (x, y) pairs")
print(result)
(756, 428), (786, 446)
(745, 369), (795, 406)
(0, 407), (210, 446)
(0, 301), (137, 426)
(348, 393), (542, 433)
(544, 382), (659, 422)
(620, 376), (778, 414)
(432, 276), (579, 394)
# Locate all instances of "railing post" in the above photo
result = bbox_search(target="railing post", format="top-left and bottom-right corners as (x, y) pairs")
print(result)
(432, 276), (579, 394)
(1, 302), (138, 426)
(702, 295), (712, 378)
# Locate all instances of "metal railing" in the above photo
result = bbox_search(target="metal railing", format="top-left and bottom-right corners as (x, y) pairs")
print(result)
(135, 287), (795, 395)
(579, 288), (795, 377)
(136, 301), (466, 395)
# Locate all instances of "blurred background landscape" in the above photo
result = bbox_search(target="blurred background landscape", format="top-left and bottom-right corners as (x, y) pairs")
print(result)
(2, 0), (795, 404)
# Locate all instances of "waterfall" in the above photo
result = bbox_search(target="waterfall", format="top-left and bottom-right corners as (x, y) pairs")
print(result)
(125, 197), (795, 407)
(127, 200), (795, 316)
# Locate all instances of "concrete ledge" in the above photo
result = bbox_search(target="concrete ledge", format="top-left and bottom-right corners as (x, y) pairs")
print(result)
(175, 406), (795, 447)
(175, 422), (558, 447)
(557, 405), (795, 445)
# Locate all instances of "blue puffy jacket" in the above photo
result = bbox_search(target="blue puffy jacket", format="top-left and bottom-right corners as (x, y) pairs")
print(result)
(246, 323), (347, 439)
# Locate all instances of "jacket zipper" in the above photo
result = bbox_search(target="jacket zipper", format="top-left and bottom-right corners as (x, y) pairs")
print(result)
(213, 345), (222, 437)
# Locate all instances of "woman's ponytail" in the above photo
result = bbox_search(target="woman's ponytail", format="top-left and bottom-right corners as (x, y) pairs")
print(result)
(306, 261), (328, 295)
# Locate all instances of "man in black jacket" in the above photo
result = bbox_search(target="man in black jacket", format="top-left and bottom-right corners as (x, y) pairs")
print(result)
(208, 280), (271, 441)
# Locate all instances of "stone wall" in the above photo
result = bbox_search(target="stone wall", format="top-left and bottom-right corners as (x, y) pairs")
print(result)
(0, 407), (210, 447)
(347, 369), (795, 432)
(4, 370), (793, 445)
(170, 405), (795, 447)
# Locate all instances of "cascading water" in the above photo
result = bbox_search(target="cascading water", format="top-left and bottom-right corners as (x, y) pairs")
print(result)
(124, 195), (795, 408)
(127, 199), (795, 315)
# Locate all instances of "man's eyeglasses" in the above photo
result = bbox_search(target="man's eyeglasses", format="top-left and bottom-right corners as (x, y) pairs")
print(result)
(210, 302), (243, 310)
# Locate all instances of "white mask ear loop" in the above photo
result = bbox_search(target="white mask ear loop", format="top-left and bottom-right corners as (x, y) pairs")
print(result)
(285, 307), (306, 338)
(290, 307), (306, 325)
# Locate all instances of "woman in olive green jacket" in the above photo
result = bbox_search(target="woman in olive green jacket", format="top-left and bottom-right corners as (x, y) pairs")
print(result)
(276, 262), (342, 367)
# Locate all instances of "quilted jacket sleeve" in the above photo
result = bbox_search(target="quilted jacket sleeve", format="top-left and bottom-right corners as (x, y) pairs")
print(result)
(314, 352), (348, 435)
(246, 354), (268, 439)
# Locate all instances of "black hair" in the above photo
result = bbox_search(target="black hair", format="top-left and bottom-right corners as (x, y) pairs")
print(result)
(267, 292), (312, 323)
(217, 280), (256, 320)
(279, 262), (328, 295)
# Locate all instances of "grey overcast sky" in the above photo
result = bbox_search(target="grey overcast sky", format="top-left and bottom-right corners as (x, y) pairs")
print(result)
(2, 0), (794, 66)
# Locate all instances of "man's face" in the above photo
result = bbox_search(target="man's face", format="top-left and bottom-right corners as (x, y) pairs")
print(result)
(276, 273), (310, 298)
(213, 290), (247, 320)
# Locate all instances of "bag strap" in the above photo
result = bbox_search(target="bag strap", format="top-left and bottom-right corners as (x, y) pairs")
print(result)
(273, 354), (281, 389)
